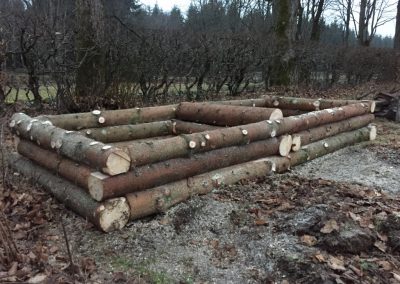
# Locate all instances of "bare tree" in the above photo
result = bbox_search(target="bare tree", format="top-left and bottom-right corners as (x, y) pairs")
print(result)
(354, 0), (396, 46)
(394, 0), (400, 49)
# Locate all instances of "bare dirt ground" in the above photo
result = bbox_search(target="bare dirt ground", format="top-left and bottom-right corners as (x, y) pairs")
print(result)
(1, 84), (400, 283)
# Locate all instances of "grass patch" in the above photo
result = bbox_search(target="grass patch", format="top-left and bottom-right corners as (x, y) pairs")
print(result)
(110, 257), (174, 284)
(5, 86), (56, 103)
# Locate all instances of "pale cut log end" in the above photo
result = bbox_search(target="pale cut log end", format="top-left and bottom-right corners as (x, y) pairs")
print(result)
(291, 135), (301, 151)
(270, 109), (283, 120)
(370, 101), (376, 113)
(369, 124), (377, 141)
(279, 135), (293, 157)
(98, 197), (130, 232)
(88, 171), (108, 201)
(104, 150), (131, 176)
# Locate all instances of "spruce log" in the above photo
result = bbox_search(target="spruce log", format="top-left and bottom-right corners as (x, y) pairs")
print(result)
(126, 125), (376, 220)
(80, 121), (173, 143)
(7, 153), (129, 232)
(126, 158), (273, 219)
(17, 140), (94, 189)
(88, 135), (292, 201)
(212, 98), (266, 107)
(9, 113), (130, 175)
(171, 120), (221, 134)
(262, 95), (375, 112)
(37, 105), (178, 130)
(123, 103), (371, 166)
(214, 100), (307, 116)
(110, 136), (175, 148)
(270, 125), (376, 173)
(176, 102), (283, 126)
(295, 113), (375, 146)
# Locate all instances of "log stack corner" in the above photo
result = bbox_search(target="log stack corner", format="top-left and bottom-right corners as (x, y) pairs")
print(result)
(7, 96), (377, 232)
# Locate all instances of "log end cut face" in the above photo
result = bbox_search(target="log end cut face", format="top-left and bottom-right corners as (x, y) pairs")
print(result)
(88, 171), (108, 201)
(279, 135), (293, 157)
(104, 149), (131, 176)
(270, 109), (284, 120)
(369, 124), (377, 141)
(97, 197), (130, 232)
(291, 135), (302, 151)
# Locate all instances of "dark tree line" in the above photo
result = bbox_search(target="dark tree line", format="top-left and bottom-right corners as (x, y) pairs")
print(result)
(0, 0), (398, 111)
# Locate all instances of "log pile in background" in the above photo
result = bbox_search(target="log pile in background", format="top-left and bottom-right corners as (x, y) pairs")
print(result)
(8, 96), (376, 232)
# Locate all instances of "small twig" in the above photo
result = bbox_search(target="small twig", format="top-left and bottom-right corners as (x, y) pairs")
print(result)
(0, 124), (6, 190)
(60, 215), (73, 267)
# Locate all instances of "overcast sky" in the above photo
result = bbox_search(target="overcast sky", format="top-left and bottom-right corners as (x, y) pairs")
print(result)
(140, 0), (397, 37)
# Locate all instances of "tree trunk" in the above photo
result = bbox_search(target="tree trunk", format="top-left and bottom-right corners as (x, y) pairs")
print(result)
(10, 113), (130, 175)
(88, 135), (292, 201)
(7, 153), (129, 232)
(176, 102), (283, 126)
(38, 105), (178, 130)
(126, 158), (274, 220)
(262, 95), (375, 112)
(17, 139), (94, 189)
(121, 103), (371, 167)
(270, 125), (376, 172)
(271, 0), (298, 85)
(310, 0), (324, 41)
(81, 121), (174, 143)
(344, 0), (351, 47)
(75, 0), (106, 108)
(394, 0), (400, 49)
(358, 0), (368, 46)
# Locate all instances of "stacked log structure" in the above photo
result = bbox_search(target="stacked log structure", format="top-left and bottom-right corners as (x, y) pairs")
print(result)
(8, 96), (376, 231)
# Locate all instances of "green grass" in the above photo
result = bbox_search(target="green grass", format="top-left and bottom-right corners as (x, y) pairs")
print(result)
(5, 86), (56, 103)
(110, 256), (174, 284)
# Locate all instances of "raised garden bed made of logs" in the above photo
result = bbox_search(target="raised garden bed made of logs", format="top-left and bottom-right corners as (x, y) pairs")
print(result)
(8, 96), (376, 232)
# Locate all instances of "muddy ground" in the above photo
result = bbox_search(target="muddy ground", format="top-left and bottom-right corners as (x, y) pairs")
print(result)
(1, 94), (400, 283)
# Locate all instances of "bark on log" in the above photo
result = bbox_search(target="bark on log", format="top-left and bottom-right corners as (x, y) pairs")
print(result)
(171, 120), (221, 134)
(262, 95), (375, 112)
(37, 105), (178, 130)
(212, 98), (266, 107)
(9, 113), (130, 175)
(7, 153), (129, 232)
(123, 103), (371, 166)
(126, 158), (273, 219)
(17, 139), (94, 189)
(295, 114), (375, 146)
(80, 121), (173, 143)
(88, 135), (292, 201)
(109, 136), (175, 148)
(176, 102), (283, 126)
(270, 125), (376, 173)
(213, 100), (306, 116)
